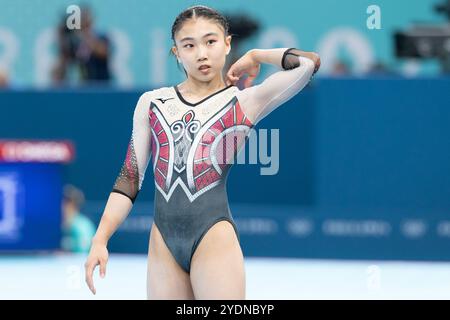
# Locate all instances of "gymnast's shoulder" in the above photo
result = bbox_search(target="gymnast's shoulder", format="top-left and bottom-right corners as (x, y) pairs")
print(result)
(135, 86), (173, 108)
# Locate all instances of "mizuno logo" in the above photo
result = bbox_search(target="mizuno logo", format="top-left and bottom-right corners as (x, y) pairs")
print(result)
(156, 97), (175, 104)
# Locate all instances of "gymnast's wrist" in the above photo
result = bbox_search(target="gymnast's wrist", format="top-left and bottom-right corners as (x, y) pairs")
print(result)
(92, 235), (108, 246)
(247, 49), (261, 63)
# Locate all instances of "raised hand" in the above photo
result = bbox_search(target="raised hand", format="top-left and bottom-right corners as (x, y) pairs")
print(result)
(226, 51), (261, 88)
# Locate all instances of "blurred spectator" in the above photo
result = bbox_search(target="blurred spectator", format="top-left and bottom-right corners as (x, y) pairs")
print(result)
(331, 59), (351, 75)
(367, 60), (394, 76)
(0, 69), (9, 88)
(61, 184), (95, 253)
(52, 5), (111, 86)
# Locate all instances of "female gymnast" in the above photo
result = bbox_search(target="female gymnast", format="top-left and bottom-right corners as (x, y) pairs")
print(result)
(84, 5), (320, 299)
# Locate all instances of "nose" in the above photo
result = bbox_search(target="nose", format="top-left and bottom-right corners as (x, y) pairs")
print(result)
(196, 44), (208, 62)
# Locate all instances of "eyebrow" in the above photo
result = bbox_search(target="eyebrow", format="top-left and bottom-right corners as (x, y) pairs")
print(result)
(180, 32), (219, 42)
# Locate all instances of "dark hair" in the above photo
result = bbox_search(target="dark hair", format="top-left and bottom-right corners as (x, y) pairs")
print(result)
(63, 184), (85, 208)
(169, 5), (232, 75)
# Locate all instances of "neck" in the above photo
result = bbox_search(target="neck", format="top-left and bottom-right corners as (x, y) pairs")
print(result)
(180, 74), (227, 96)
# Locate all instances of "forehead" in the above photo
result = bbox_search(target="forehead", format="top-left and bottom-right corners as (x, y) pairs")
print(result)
(176, 18), (223, 41)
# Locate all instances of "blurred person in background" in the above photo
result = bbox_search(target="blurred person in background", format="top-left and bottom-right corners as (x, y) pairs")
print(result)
(52, 5), (111, 86)
(331, 59), (351, 75)
(61, 184), (95, 253)
(367, 60), (394, 76)
(0, 68), (9, 88)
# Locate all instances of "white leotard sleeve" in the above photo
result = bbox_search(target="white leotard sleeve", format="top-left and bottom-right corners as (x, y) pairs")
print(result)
(235, 48), (315, 125)
(111, 91), (153, 203)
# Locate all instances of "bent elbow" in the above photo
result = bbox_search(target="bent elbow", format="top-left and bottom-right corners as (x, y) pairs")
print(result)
(299, 56), (315, 76)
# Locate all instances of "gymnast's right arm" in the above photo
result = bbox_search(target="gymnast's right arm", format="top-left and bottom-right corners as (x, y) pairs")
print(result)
(230, 48), (319, 125)
(85, 91), (153, 295)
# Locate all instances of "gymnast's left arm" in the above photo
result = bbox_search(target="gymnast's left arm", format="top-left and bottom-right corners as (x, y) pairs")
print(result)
(228, 48), (319, 125)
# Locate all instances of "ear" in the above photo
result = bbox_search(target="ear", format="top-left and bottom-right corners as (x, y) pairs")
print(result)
(172, 46), (180, 62)
(225, 35), (232, 55)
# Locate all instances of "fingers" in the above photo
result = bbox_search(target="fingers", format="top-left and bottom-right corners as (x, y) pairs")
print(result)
(99, 259), (107, 278)
(226, 76), (239, 86)
(226, 66), (242, 85)
(85, 260), (98, 295)
(226, 62), (259, 87)
(226, 72), (240, 86)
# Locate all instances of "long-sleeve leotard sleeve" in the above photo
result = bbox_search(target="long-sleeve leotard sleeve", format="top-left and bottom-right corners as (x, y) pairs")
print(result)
(236, 48), (315, 125)
(111, 91), (153, 203)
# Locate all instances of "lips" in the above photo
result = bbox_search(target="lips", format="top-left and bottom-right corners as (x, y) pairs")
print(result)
(198, 65), (211, 70)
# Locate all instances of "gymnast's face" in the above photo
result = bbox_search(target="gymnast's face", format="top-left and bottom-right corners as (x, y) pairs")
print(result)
(172, 18), (231, 82)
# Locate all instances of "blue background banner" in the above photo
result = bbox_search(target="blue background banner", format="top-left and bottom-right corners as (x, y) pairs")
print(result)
(0, 0), (445, 87)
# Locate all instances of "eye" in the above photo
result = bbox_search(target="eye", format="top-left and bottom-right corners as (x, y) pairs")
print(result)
(184, 44), (193, 48)
(207, 39), (216, 45)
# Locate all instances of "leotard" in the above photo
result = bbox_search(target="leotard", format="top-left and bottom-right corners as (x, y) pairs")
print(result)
(111, 48), (315, 273)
